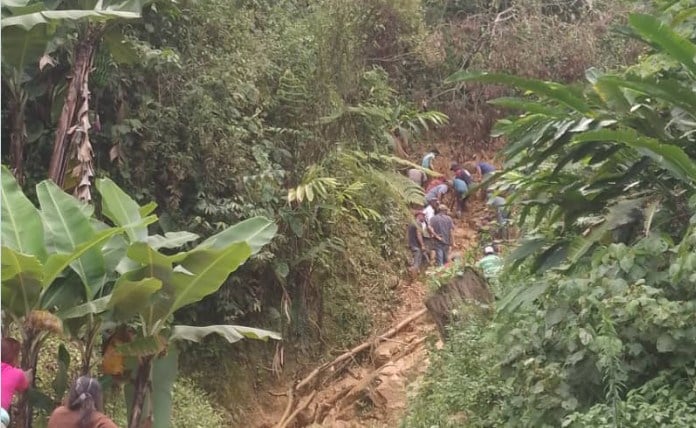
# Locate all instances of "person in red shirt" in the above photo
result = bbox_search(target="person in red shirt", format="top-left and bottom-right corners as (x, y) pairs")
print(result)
(1, 338), (32, 427)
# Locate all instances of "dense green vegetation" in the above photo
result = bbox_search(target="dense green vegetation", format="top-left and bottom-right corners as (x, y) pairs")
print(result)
(406, 1), (696, 426)
(1, 0), (664, 425)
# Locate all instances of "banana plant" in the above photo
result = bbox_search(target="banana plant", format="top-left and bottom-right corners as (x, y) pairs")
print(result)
(1, 0), (144, 197)
(1, 166), (126, 427)
(445, 13), (696, 272)
(59, 177), (280, 428)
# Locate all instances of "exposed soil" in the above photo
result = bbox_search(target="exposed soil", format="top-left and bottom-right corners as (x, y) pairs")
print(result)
(244, 154), (501, 428)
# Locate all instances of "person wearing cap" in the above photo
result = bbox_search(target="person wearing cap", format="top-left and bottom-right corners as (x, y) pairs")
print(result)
(421, 148), (440, 170)
(477, 245), (503, 280)
(429, 205), (455, 266)
(451, 163), (473, 217)
(407, 211), (429, 274)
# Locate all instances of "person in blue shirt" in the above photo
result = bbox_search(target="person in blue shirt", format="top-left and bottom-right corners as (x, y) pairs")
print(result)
(421, 149), (440, 170)
(424, 183), (448, 205)
(476, 161), (496, 180)
(450, 163), (472, 217)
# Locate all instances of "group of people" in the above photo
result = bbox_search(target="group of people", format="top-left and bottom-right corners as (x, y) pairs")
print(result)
(406, 148), (505, 281)
(2, 338), (117, 428)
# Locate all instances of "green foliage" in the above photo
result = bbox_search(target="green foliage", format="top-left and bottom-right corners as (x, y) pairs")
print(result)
(449, 9), (696, 273)
(104, 376), (230, 427)
(403, 309), (510, 428)
(407, 4), (696, 427)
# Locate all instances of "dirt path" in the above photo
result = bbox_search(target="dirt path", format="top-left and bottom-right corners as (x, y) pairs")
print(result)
(245, 194), (491, 427)
(245, 148), (498, 427)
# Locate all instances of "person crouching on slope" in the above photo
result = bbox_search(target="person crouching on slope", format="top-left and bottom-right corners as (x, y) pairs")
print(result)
(450, 162), (473, 218)
(407, 211), (431, 278)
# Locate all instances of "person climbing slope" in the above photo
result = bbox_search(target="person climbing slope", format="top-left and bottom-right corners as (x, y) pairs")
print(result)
(450, 163), (473, 217)
(421, 148), (439, 171)
(424, 182), (448, 205)
(407, 211), (429, 276)
(407, 168), (427, 187)
(1, 338), (32, 428)
(476, 161), (496, 180)
(477, 246), (503, 280)
(429, 205), (455, 266)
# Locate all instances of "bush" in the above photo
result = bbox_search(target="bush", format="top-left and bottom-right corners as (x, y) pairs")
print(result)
(104, 377), (229, 427)
(403, 308), (511, 427)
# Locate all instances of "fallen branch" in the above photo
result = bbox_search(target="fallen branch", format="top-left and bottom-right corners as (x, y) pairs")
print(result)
(295, 308), (428, 392)
(274, 387), (293, 428)
(277, 390), (317, 428)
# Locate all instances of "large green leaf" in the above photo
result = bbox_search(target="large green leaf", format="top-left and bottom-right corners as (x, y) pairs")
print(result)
(629, 13), (696, 78)
(170, 324), (281, 343)
(37, 180), (106, 296)
(96, 177), (155, 242)
(574, 129), (696, 185)
(199, 216), (277, 255)
(0, 24), (51, 71)
(445, 71), (591, 114)
(166, 242), (252, 316)
(147, 231), (199, 250)
(596, 75), (696, 113)
(42, 227), (123, 288)
(108, 277), (162, 322)
(1, 9), (140, 30)
(56, 295), (110, 319)
(1, 165), (46, 260)
(1, 246), (43, 316)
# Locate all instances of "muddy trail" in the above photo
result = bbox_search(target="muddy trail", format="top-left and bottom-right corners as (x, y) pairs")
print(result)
(248, 156), (501, 428)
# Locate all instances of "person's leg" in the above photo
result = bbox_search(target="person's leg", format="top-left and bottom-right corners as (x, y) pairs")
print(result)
(434, 244), (445, 266)
(443, 245), (450, 265)
(412, 247), (423, 270)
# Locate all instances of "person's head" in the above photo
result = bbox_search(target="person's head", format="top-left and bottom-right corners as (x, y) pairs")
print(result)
(1, 337), (21, 366)
(431, 148), (440, 156)
(437, 205), (449, 215)
(484, 246), (495, 255)
(427, 198), (439, 208)
(415, 211), (425, 222)
(450, 162), (459, 172)
(67, 376), (104, 428)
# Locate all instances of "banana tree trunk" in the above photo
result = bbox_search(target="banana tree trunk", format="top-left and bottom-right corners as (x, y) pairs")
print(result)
(6, 79), (28, 185)
(17, 331), (43, 428)
(48, 25), (100, 199)
(128, 355), (153, 428)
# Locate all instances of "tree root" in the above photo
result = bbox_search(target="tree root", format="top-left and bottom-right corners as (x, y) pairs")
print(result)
(294, 308), (427, 393)
(278, 308), (429, 426)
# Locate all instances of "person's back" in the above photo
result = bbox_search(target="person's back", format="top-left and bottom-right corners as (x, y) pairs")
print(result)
(478, 162), (496, 176)
(47, 406), (117, 428)
(425, 183), (448, 203)
(422, 150), (438, 170)
(407, 168), (426, 187)
(48, 376), (117, 428)
(478, 250), (503, 279)
(407, 222), (420, 249)
(1, 338), (30, 427)
(430, 212), (454, 245)
(1, 363), (28, 410)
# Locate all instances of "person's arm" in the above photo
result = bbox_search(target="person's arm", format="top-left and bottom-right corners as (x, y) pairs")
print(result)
(416, 229), (425, 249)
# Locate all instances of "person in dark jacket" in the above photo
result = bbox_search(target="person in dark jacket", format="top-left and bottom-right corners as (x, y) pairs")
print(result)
(429, 205), (455, 266)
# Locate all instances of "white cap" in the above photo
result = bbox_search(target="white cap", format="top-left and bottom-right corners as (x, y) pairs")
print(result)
(484, 246), (495, 255)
